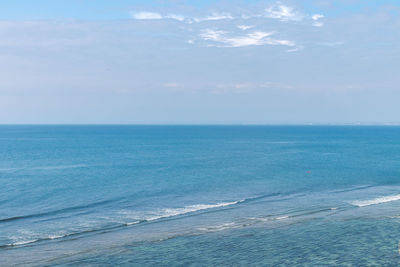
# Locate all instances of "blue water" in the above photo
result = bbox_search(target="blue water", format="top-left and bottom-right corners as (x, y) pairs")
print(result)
(1, 126), (400, 266)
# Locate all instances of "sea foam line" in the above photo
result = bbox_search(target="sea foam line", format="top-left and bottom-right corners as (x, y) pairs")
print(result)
(144, 200), (244, 221)
(5, 234), (69, 247)
(120, 200), (244, 223)
(351, 194), (400, 207)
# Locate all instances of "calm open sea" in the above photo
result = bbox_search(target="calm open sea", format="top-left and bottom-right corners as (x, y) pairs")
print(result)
(1, 125), (400, 266)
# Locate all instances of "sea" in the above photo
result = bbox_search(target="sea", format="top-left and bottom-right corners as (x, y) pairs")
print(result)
(1, 125), (400, 266)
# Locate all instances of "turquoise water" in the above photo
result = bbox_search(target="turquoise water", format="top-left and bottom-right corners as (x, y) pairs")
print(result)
(1, 126), (400, 266)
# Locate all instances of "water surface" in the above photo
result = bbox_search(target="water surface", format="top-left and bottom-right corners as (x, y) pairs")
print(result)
(1, 126), (400, 266)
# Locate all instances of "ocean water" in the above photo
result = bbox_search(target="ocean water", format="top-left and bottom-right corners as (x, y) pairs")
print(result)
(1, 125), (400, 266)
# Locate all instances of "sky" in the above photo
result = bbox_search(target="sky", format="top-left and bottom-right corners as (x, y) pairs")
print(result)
(1, 0), (400, 124)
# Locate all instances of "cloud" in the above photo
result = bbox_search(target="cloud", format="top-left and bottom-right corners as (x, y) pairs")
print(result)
(312, 14), (324, 27)
(199, 29), (295, 48)
(237, 25), (255, 31)
(131, 12), (186, 21)
(131, 12), (163, 20)
(131, 11), (233, 23)
(312, 22), (324, 27)
(265, 4), (303, 21)
(165, 14), (185, 21)
(129, 5), (326, 49)
(192, 13), (234, 23)
(312, 14), (324, 21)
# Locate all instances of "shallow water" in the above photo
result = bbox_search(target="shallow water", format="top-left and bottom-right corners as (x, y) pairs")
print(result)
(1, 125), (400, 266)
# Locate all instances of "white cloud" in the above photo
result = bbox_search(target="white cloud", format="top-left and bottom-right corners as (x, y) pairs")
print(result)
(165, 14), (185, 21)
(200, 29), (227, 41)
(237, 25), (255, 31)
(311, 14), (324, 27)
(131, 11), (233, 23)
(265, 4), (302, 21)
(199, 29), (295, 48)
(312, 14), (324, 21)
(131, 12), (163, 20)
(192, 13), (234, 23)
(129, 7), (325, 48)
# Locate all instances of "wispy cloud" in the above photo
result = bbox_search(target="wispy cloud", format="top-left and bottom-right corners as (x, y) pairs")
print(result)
(264, 4), (303, 21)
(199, 29), (295, 48)
(131, 11), (163, 20)
(131, 11), (188, 21)
(312, 14), (324, 27)
(237, 25), (255, 31)
(312, 14), (324, 20)
(130, 4), (326, 49)
(193, 13), (234, 22)
(165, 14), (185, 21)
(131, 11), (232, 23)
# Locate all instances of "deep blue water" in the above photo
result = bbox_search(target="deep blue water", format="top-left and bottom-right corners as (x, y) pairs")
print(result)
(1, 126), (400, 266)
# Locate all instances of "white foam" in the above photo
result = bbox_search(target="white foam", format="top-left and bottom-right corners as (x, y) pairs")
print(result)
(48, 234), (66, 240)
(9, 239), (38, 246)
(275, 215), (289, 220)
(351, 194), (400, 207)
(8, 232), (69, 247)
(197, 222), (238, 232)
(145, 200), (243, 221)
(120, 200), (244, 223)
(125, 221), (140, 226)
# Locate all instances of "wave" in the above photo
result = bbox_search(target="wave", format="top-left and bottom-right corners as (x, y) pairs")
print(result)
(197, 222), (239, 232)
(350, 194), (400, 207)
(1, 200), (344, 249)
(7, 240), (39, 247)
(275, 215), (289, 220)
(1, 192), (297, 225)
(0, 225), (122, 248)
(330, 184), (375, 194)
(131, 200), (244, 222)
(1, 200), (244, 248)
(0, 197), (124, 224)
(1, 195), (297, 248)
(195, 214), (294, 234)
(2, 234), (70, 248)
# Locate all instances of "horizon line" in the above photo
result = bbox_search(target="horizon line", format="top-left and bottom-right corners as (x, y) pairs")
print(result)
(1, 123), (400, 126)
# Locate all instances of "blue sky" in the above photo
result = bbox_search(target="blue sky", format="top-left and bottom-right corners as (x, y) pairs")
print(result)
(1, 0), (400, 124)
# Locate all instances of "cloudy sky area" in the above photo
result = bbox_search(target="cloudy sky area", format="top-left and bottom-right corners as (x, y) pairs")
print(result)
(1, 0), (400, 124)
